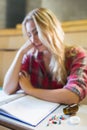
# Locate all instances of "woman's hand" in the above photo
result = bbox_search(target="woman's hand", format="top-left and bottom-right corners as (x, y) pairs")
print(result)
(19, 71), (34, 94)
(18, 40), (34, 55)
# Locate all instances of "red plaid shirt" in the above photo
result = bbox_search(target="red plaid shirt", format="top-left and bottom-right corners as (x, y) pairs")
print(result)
(20, 47), (87, 100)
(21, 52), (63, 89)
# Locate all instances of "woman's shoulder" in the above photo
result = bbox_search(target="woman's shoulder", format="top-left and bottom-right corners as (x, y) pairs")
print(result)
(65, 45), (87, 58)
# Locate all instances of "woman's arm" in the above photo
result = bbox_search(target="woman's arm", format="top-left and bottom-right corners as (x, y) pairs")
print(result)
(3, 51), (24, 94)
(3, 40), (34, 94)
(29, 88), (79, 105)
(19, 74), (79, 105)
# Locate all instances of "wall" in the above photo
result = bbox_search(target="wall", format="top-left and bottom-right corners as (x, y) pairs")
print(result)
(26, 0), (41, 13)
(0, 0), (87, 29)
(42, 0), (87, 21)
(0, 0), (41, 29)
(0, 0), (6, 28)
(6, 0), (26, 28)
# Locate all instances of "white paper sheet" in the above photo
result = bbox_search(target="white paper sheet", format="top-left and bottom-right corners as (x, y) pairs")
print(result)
(0, 95), (60, 127)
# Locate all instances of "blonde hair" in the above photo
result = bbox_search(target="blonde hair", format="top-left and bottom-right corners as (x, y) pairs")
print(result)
(22, 8), (67, 84)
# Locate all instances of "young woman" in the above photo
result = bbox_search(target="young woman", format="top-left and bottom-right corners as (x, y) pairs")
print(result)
(3, 8), (87, 104)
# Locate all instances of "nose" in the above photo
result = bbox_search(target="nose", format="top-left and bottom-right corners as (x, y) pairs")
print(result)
(30, 34), (36, 43)
(30, 35), (39, 47)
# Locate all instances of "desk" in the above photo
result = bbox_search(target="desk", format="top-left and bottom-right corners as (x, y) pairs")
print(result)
(0, 90), (87, 130)
(0, 105), (87, 130)
(36, 105), (87, 130)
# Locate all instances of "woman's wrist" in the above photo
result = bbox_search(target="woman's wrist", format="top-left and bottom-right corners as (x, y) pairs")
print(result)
(24, 88), (33, 95)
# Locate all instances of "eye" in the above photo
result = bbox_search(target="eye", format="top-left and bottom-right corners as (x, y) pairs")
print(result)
(34, 30), (38, 35)
(27, 32), (32, 38)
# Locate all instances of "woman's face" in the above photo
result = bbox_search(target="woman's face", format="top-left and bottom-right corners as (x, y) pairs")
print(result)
(25, 19), (47, 53)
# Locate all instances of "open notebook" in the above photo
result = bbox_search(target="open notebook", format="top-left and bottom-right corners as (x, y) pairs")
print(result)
(0, 91), (60, 127)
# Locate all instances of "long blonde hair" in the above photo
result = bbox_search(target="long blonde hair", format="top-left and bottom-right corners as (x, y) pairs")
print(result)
(22, 8), (67, 84)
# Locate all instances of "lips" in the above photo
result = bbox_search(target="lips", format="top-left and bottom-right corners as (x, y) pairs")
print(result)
(35, 44), (42, 48)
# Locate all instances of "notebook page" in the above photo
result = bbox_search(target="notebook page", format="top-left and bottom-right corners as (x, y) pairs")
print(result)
(0, 95), (60, 126)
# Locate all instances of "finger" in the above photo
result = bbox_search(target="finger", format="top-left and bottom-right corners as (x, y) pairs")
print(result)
(22, 71), (28, 77)
(19, 72), (23, 76)
(19, 72), (26, 79)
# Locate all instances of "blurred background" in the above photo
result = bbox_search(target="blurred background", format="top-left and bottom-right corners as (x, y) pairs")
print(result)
(0, 0), (87, 29)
